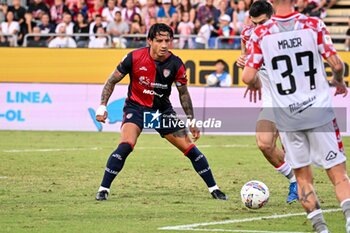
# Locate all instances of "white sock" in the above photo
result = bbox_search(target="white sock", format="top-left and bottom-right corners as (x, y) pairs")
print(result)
(275, 162), (296, 183)
(98, 186), (110, 193)
(208, 185), (219, 193)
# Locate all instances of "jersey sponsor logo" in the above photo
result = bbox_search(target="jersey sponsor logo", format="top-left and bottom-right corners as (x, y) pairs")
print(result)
(278, 37), (302, 50)
(126, 113), (133, 119)
(139, 76), (168, 89)
(143, 89), (164, 98)
(163, 69), (171, 78)
(139, 66), (147, 71)
(289, 95), (316, 114)
(325, 151), (337, 161)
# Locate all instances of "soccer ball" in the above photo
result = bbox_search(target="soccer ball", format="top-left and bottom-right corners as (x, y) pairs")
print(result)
(206, 75), (219, 86)
(240, 180), (269, 209)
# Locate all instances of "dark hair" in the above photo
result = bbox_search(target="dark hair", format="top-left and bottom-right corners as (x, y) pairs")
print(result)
(249, 0), (273, 18)
(147, 23), (174, 40)
(215, 59), (225, 65)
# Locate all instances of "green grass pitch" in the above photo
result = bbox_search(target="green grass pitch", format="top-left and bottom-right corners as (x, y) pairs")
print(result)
(0, 131), (349, 233)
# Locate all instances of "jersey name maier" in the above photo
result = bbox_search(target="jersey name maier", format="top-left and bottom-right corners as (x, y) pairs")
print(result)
(278, 37), (302, 50)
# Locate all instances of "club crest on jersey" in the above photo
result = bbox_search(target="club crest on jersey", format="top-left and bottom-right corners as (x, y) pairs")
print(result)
(163, 69), (171, 78)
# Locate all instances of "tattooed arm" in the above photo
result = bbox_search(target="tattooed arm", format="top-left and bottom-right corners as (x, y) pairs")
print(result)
(96, 69), (126, 123)
(177, 85), (194, 120)
(177, 85), (200, 141)
(327, 53), (348, 97)
(100, 69), (126, 105)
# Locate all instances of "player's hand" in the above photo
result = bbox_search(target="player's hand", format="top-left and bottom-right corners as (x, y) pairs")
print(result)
(95, 105), (108, 123)
(236, 54), (246, 68)
(244, 77), (262, 103)
(331, 79), (348, 97)
(189, 125), (200, 142)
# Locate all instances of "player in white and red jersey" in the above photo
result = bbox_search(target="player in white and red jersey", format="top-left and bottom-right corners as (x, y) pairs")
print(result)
(237, 0), (298, 204)
(242, 0), (350, 232)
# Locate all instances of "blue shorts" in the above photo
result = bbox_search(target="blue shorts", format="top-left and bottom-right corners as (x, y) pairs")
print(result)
(122, 100), (187, 137)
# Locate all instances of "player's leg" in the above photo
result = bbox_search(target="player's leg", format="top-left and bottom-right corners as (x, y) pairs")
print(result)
(309, 119), (350, 232)
(163, 129), (228, 200)
(326, 163), (350, 233)
(256, 120), (298, 203)
(96, 102), (144, 201)
(279, 130), (330, 232)
(294, 166), (329, 233)
(96, 123), (141, 200)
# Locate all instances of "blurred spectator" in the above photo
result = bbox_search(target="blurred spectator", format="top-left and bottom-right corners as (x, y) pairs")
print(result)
(217, 14), (235, 49)
(226, 0), (237, 16)
(177, 11), (194, 49)
(73, 12), (89, 47)
(128, 13), (146, 47)
(72, 0), (89, 21)
(196, 0), (220, 26)
(26, 26), (47, 47)
(168, 11), (179, 31)
(129, 13), (146, 34)
(0, 11), (19, 46)
(195, 16), (214, 49)
(141, 0), (158, 31)
(218, 0), (229, 18)
(89, 14), (107, 39)
(48, 24), (77, 47)
(346, 17), (350, 51)
(50, 0), (70, 25)
(177, 0), (196, 23)
(206, 59), (232, 87)
(18, 12), (36, 45)
(232, 0), (246, 34)
(7, 0), (26, 24)
(107, 11), (129, 37)
(121, 0), (141, 25)
(102, 0), (120, 23)
(298, 0), (327, 18)
(244, 0), (252, 9)
(88, 0), (104, 22)
(157, 0), (176, 21)
(88, 26), (108, 47)
(65, 0), (79, 14)
(28, 0), (50, 23)
(325, 0), (337, 9)
(38, 13), (55, 42)
(0, 3), (6, 23)
(55, 12), (74, 34)
(191, 0), (205, 8)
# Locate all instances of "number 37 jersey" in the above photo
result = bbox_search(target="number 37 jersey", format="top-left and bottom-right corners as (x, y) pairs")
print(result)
(246, 12), (337, 131)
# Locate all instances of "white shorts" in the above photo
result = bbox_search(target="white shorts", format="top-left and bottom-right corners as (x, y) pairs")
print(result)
(257, 108), (275, 123)
(279, 119), (346, 169)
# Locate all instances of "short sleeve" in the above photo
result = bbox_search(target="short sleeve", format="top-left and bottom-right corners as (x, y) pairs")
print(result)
(117, 52), (132, 75)
(175, 63), (187, 87)
(317, 20), (337, 59)
(245, 31), (264, 70)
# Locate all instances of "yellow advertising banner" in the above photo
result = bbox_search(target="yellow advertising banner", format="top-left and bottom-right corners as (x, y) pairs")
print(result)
(0, 48), (349, 86)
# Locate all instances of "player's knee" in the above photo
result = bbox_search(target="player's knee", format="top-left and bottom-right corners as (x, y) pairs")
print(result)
(118, 141), (134, 152)
(257, 140), (273, 155)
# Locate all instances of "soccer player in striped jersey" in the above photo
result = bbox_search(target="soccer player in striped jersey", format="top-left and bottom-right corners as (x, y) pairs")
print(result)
(242, 0), (350, 232)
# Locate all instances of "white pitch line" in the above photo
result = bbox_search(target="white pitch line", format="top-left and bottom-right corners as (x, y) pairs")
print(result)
(1, 147), (102, 153)
(0, 176), (8, 179)
(1, 144), (253, 153)
(172, 229), (310, 233)
(159, 208), (341, 232)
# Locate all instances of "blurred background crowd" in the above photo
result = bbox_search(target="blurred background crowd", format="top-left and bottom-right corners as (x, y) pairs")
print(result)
(0, 0), (348, 49)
